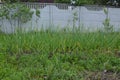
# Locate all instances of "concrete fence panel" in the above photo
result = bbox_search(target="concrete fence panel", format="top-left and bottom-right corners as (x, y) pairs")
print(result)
(0, 3), (120, 33)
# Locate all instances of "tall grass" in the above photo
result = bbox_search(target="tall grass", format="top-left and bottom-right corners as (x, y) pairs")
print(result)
(1, 30), (120, 54)
(0, 29), (120, 80)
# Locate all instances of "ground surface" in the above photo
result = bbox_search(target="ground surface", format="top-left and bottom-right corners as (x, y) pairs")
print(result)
(0, 31), (120, 80)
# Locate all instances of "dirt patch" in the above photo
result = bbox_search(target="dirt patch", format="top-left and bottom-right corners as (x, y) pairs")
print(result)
(84, 71), (120, 80)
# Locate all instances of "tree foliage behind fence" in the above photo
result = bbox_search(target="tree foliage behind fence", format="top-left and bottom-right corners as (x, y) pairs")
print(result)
(1, 0), (109, 5)
(54, 0), (109, 5)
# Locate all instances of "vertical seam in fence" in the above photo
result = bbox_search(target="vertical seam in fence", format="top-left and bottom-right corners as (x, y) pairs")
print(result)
(49, 5), (51, 27)
(78, 6), (81, 27)
(51, 5), (53, 27)
(107, 7), (109, 19)
(108, 7), (111, 22)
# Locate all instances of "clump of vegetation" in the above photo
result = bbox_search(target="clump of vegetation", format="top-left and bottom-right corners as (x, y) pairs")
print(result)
(0, 29), (120, 79)
(0, 2), (40, 33)
(103, 8), (113, 33)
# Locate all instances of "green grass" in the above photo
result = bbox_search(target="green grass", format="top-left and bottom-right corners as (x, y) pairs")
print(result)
(0, 30), (120, 80)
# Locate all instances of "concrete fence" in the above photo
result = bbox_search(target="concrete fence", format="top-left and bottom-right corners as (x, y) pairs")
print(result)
(0, 3), (120, 33)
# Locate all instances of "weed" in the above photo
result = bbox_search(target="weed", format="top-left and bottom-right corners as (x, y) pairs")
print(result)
(103, 8), (114, 33)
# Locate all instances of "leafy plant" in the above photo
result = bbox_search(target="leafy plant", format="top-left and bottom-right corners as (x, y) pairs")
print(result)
(103, 8), (113, 33)
(0, 3), (40, 32)
(35, 8), (40, 28)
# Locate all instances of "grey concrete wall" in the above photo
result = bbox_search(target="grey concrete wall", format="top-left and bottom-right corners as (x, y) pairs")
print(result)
(0, 5), (120, 33)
